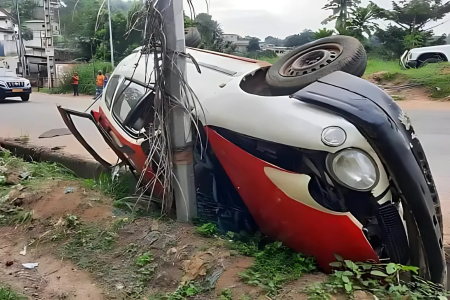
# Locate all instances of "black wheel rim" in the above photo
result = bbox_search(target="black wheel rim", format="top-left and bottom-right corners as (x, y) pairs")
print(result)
(279, 43), (343, 77)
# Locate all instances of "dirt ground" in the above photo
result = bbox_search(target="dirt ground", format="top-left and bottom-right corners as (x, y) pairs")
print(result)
(0, 168), (334, 300)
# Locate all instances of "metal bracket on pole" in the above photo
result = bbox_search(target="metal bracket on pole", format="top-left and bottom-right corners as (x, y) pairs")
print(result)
(156, 0), (197, 222)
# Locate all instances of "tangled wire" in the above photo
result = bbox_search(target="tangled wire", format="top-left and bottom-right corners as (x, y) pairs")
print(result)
(120, 0), (205, 216)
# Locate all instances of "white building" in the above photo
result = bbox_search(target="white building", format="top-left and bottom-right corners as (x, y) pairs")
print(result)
(222, 34), (241, 43)
(23, 20), (60, 49)
(0, 8), (18, 56)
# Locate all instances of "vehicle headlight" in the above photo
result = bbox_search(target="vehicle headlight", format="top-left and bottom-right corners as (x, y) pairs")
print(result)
(0, 80), (6, 87)
(327, 148), (379, 191)
(25, 81), (30, 87)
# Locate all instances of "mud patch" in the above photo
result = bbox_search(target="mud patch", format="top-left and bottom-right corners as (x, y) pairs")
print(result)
(20, 181), (112, 222)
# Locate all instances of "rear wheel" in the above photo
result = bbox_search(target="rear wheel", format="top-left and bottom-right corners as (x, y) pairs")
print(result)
(21, 94), (30, 101)
(266, 35), (367, 95)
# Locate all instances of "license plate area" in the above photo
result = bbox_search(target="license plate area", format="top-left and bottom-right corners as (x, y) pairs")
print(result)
(12, 89), (23, 92)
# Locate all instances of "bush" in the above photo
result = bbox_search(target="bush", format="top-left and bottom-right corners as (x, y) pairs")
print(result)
(54, 62), (114, 95)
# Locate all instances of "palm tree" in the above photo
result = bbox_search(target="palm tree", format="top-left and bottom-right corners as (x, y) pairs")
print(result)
(347, 3), (379, 38)
(322, 0), (361, 29)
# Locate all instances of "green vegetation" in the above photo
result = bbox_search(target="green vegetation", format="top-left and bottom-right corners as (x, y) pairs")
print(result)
(306, 254), (448, 299)
(365, 59), (450, 98)
(0, 286), (27, 300)
(46, 62), (114, 95)
(136, 252), (153, 267)
(196, 222), (218, 237)
(219, 288), (233, 300)
(239, 241), (317, 296)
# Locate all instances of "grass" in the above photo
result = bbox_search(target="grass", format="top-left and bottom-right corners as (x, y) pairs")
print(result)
(306, 254), (448, 300)
(239, 241), (317, 296)
(0, 286), (27, 300)
(364, 58), (450, 99)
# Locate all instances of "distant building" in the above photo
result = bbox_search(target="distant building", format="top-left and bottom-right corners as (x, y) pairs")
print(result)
(222, 34), (241, 43)
(0, 7), (18, 56)
(261, 43), (291, 57)
(233, 40), (250, 52)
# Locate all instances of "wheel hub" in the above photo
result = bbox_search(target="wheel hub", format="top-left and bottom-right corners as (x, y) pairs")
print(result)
(279, 43), (343, 77)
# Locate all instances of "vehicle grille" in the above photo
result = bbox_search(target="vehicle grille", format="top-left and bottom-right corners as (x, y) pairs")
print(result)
(6, 82), (24, 88)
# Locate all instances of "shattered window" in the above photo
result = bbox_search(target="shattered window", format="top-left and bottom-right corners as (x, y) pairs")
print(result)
(113, 80), (146, 123)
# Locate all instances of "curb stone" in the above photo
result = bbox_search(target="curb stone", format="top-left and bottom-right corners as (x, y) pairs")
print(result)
(0, 139), (107, 179)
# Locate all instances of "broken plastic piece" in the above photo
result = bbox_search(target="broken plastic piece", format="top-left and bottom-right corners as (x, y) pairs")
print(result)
(22, 263), (38, 269)
(39, 128), (72, 139)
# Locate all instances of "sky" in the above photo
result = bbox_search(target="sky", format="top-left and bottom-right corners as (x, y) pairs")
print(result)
(187, 0), (450, 40)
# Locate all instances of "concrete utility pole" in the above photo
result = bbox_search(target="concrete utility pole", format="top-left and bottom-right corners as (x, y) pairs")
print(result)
(43, 0), (55, 88)
(155, 0), (197, 222)
(107, 0), (114, 67)
(15, 0), (26, 76)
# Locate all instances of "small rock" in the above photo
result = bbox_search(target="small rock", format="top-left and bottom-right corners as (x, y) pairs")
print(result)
(151, 220), (159, 231)
(64, 187), (75, 194)
(5, 261), (13, 267)
(5, 173), (21, 185)
(354, 290), (376, 300)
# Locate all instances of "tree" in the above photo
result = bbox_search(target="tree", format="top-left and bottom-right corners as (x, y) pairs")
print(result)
(314, 28), (335, 39)
(284, 29), (315, 47)
(322, 0), (361, 29)
(2, 0), (37, 22)
(376, 0), (450, 33)
(347, 2), (380, 39)
(264, 36), (283, 46)
(375, 25), (409, 57)
(195, 13), (224, 51)
(247, 37), (260, 52)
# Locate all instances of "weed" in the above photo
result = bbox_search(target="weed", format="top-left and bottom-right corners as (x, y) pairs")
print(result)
(220, 288), (233, 300)
(307, 254), (449, 299)
(88, 173), (133, 201)
(240, 296), (252, 300)
(63, 225), (116, 270)
(168, 282), (202, 300)
(306, 283), (333, 300)
(136, 252), (153, 267)
(0, 286), (27, 300)
(240, 241), (317, 295)
(196, 222), (218, 237)
(66, 214), (80, 228)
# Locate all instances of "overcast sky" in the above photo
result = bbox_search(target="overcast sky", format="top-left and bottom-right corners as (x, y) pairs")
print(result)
(187, 0), (450, 39)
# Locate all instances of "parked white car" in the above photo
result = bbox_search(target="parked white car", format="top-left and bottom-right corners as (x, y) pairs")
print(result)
(401, 44), (450, 68)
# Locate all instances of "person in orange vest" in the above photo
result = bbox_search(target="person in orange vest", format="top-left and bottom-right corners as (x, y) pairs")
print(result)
(72, 72), (79, 96)
(95, 70), (105, 98)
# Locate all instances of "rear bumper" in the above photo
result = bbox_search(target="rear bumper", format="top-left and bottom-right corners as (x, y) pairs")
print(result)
(0, 87), (32, 98)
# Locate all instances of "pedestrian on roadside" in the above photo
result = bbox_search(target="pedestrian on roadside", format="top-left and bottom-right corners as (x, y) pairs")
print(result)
(95, 70), (105, 99)
(72, 72), (79, 96)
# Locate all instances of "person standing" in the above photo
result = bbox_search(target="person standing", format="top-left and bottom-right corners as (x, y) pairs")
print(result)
(72, 72), (79, 96)
(95, 70), (105, 98)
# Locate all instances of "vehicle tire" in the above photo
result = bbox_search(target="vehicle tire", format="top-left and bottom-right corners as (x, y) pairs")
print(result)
(21, 94), (30, 101)
(418, 58), (442, 68)
(185, 27), (201, 48)
(266, 35), (367, 95)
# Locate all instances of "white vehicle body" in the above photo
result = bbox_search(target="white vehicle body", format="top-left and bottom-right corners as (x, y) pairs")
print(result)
(401, 44), (450, 68)
(105, 47), (391, 204)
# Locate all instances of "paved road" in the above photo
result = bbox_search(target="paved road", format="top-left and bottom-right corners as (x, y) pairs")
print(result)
(1, 92), (450, 238)
(0, 92), (117, 164)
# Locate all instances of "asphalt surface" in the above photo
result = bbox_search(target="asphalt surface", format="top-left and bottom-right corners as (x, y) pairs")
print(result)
(1, 92), (450, 239)
(0, 92), (117, 164)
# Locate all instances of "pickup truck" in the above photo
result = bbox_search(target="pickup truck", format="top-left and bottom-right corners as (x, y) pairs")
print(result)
(401, 44), (449, 68)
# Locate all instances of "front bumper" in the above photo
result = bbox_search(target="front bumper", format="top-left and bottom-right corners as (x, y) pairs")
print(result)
(0, 87), (32, 98)
(292, 71), (446, 284)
